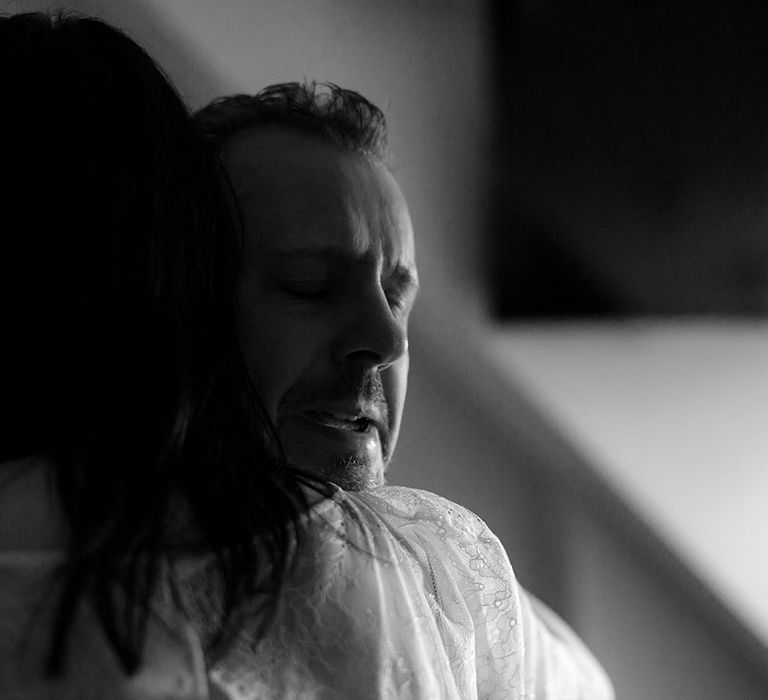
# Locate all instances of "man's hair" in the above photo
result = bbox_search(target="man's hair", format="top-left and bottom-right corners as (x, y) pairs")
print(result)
(193, 81), (389, 161)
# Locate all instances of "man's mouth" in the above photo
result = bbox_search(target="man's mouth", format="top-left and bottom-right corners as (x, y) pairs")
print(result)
(302, 410), (375, 434)
(277, 401), (390, 487)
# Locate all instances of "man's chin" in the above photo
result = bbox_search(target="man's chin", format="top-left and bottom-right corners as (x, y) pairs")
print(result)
(286, 456), (384, 491)
(279, 415), (386, 490)
(321, 456), (384, 491)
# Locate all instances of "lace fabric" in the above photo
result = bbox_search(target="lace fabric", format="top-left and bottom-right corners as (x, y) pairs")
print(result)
(0, 485), (614, 699)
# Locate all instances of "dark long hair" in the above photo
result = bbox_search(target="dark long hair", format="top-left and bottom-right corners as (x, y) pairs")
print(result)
(0, 11), (309, 675)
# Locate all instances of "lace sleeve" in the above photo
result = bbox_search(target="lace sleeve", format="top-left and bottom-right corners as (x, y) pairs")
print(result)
(1, 486), (613, 699)
(358, 486), (615, 699)
(519, 593), (615, 699)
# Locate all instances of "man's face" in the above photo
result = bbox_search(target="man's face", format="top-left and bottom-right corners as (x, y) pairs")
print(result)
(223, 127), (418, 490)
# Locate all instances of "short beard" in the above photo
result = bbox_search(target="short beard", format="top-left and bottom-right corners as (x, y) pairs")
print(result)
(276, 368), (391, 461)
(328, 454), (384, 491)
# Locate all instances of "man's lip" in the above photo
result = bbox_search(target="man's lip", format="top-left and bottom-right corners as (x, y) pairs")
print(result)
(300, 406), (387, 436)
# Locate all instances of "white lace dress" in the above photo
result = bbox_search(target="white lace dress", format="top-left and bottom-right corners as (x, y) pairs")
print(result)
(0, 485), (614, 699)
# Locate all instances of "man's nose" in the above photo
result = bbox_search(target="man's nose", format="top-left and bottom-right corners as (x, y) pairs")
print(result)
(338, 288), (408, 369)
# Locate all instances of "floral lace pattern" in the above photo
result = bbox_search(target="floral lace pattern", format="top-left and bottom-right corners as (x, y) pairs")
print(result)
(0, 486), (614, 699)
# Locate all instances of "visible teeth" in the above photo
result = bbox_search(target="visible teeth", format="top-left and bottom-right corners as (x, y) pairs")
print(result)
(306, 411), (371, 432)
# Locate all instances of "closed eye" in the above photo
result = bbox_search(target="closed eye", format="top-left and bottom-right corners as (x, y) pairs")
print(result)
(383, 267), (418, 314)
(385, 291), (410, 313)
(282, 280), (333, 299)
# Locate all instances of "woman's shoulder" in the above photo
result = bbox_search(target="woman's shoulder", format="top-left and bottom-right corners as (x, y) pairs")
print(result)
(338, 484), (495, 542)
(331, 485), (515, 594)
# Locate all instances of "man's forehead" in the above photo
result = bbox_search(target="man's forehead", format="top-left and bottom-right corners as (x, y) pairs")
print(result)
(224, 126), (416, 271)
(224, 127), (321, 183)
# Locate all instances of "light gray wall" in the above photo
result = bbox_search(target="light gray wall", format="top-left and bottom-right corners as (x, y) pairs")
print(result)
(568, 505), (768, 700)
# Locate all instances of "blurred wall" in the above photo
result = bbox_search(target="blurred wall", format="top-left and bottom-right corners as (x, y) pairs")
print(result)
(493, 1), (768, 317)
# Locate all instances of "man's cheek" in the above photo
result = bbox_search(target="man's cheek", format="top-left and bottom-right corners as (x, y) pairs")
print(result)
(251, 349), (309, 417)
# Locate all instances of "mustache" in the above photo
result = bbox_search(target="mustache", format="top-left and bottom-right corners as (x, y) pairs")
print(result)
(276, 369), (387, 419)
(276, 369), (391, 458)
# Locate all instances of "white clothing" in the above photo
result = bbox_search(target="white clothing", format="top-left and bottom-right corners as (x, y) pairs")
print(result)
(0, 481), (614, 699)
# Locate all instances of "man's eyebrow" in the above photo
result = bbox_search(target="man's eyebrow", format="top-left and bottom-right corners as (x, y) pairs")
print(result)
(264, 247), (419, 292)
(264, 246), (349, 261)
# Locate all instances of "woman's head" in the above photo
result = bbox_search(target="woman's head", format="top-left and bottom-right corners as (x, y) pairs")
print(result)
(0, 11), (305, 675)
(1, 10), (234, 471)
